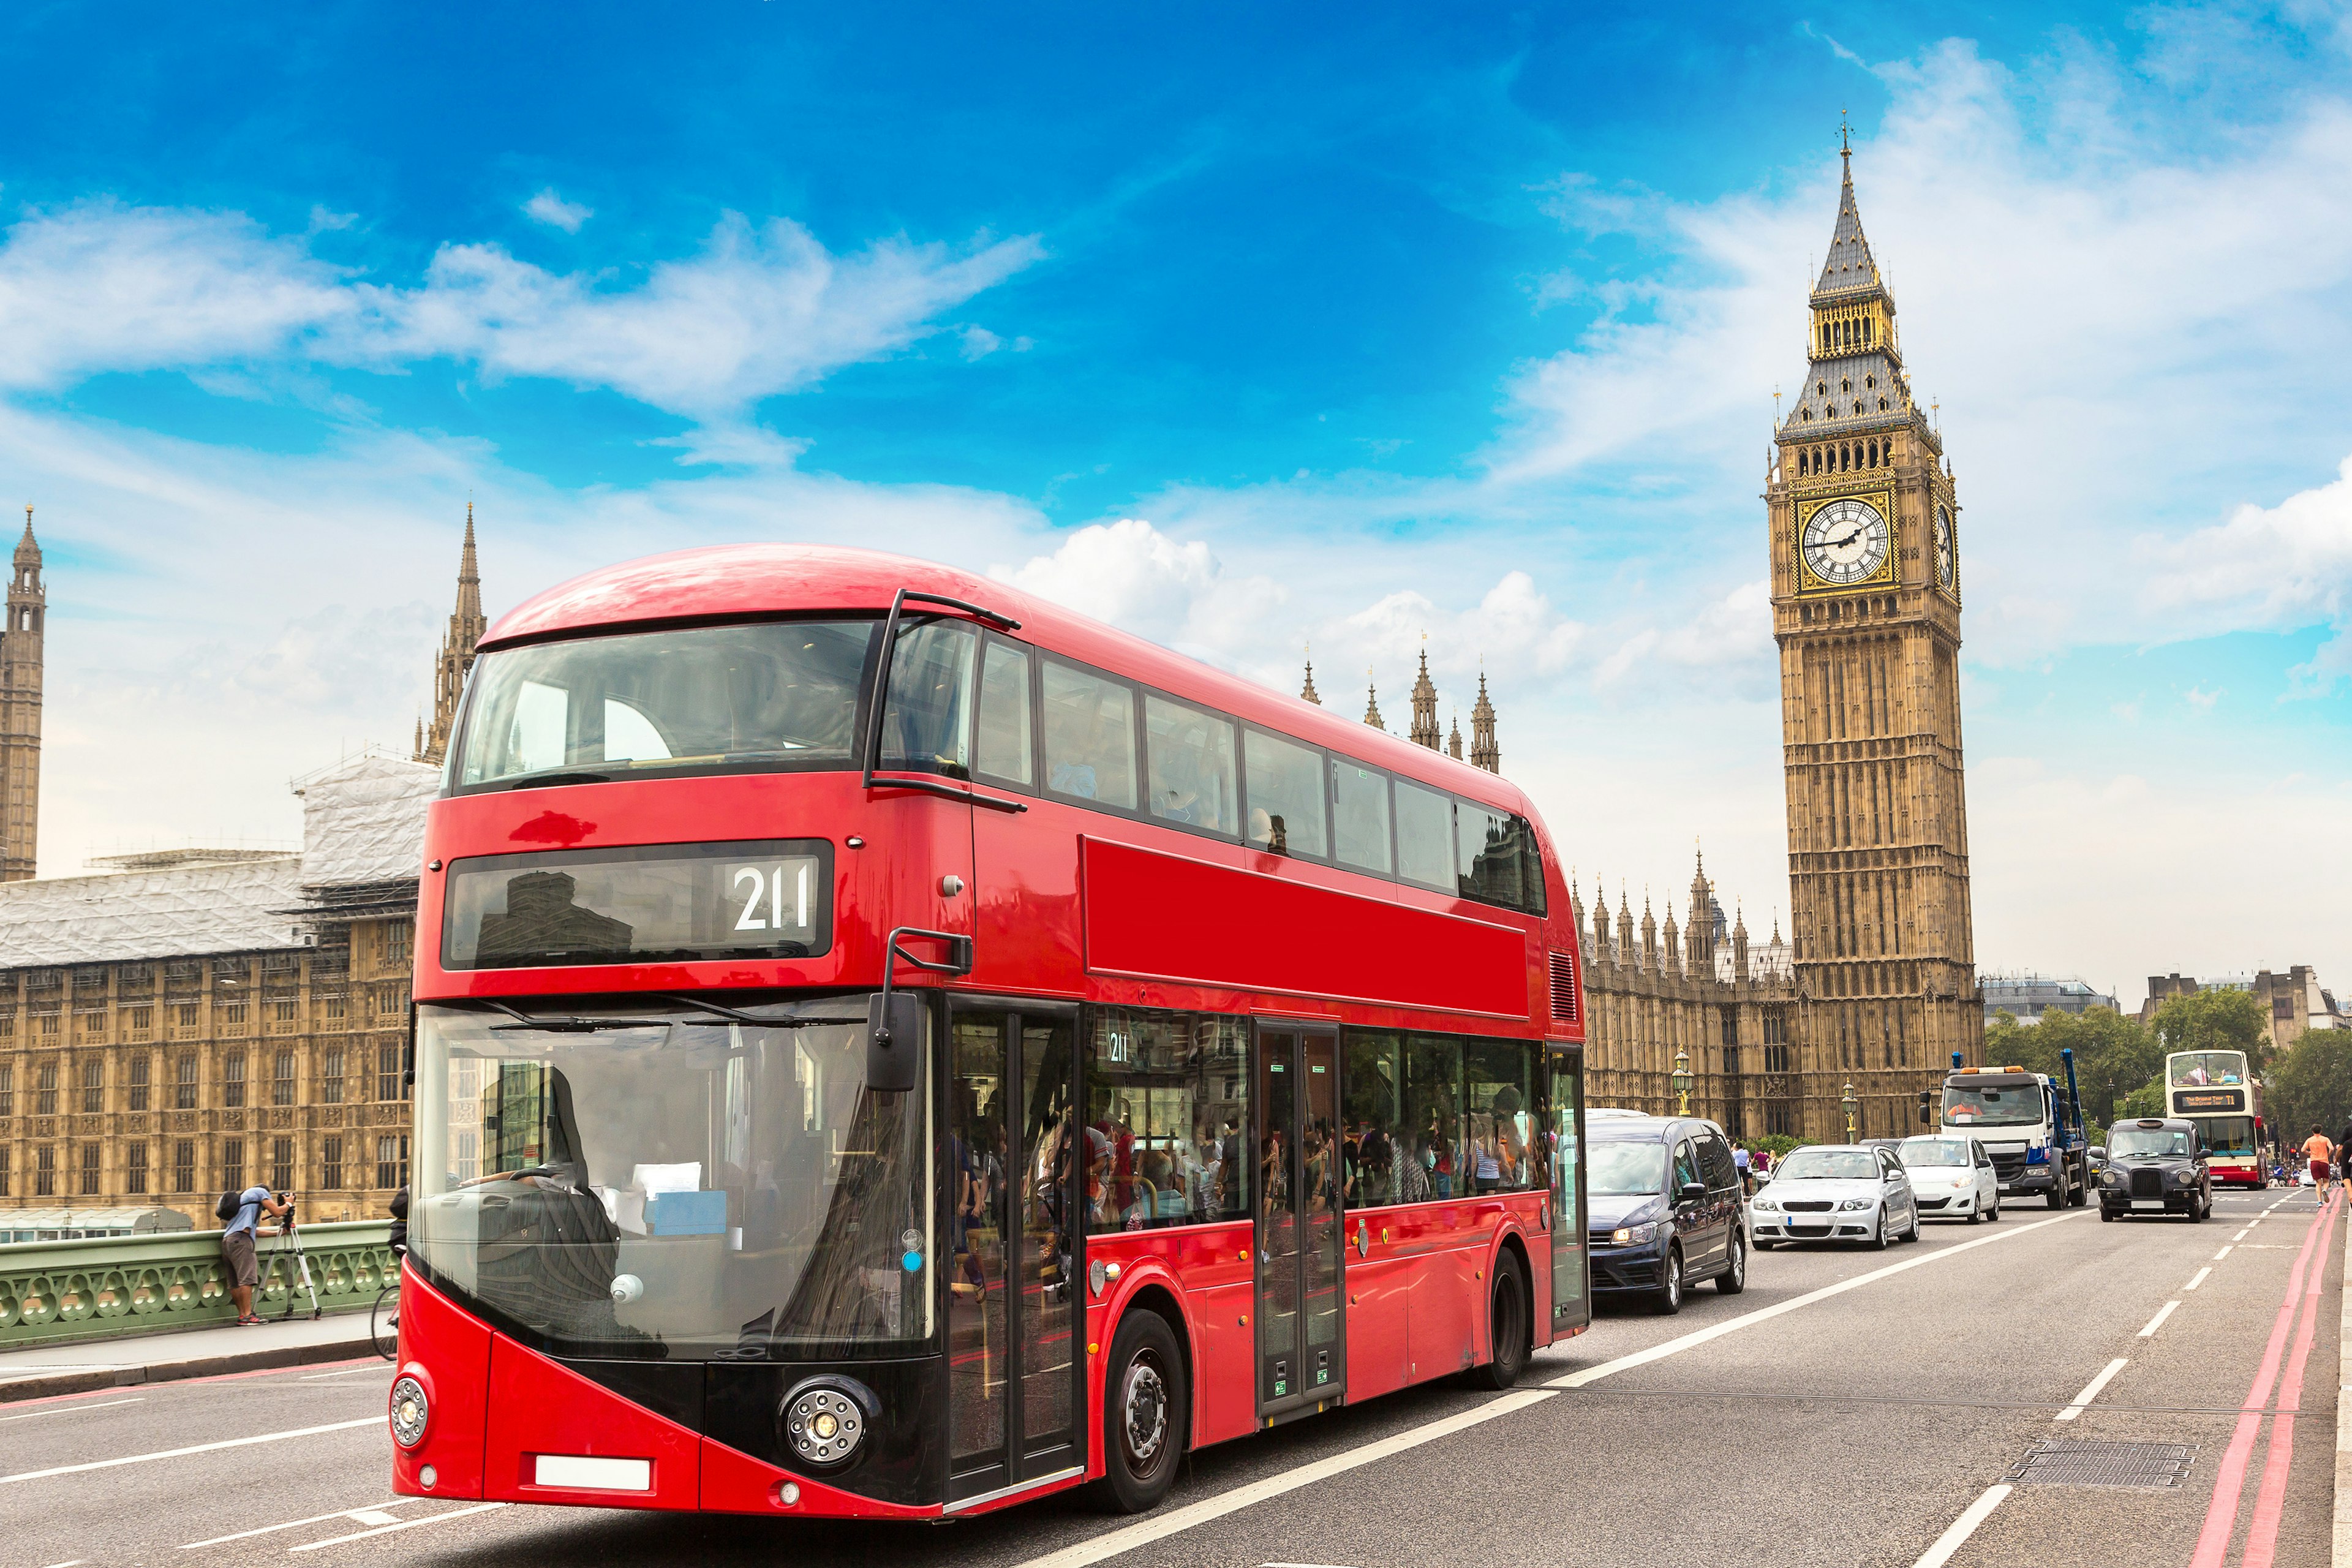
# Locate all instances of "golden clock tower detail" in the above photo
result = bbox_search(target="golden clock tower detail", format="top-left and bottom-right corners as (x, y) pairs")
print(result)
(1768, 135), (1978, 1140)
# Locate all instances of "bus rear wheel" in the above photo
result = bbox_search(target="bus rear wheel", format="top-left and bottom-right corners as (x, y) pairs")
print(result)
(1468, 1251), (1529, 1389)
(1093, 1309), (1187, 1515)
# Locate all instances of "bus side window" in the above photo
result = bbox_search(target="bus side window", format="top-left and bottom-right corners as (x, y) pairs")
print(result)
(1393, 778), (1453, 891)
(974, 639), (1035, 788)
(1041, 660), (1138, 809)
(881, 620), (978, 778)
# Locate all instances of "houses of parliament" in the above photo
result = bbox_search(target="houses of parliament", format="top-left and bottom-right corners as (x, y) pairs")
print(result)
(0, 147), (1973, 1227)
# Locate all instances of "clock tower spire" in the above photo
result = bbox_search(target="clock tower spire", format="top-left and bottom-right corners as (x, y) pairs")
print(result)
(1766, 140), (1977, 1143)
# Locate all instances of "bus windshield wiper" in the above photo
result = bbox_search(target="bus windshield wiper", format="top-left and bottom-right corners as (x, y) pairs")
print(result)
(649, 995), (840, 1028)
(508, 771), (612, 790)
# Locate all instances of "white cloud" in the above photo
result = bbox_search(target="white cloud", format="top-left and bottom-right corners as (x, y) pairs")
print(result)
(959, 325), (1001, 360)
(522, 187), (593, 233)
(2143, 453), (2352, 689)
(0, 200), (1044, 423)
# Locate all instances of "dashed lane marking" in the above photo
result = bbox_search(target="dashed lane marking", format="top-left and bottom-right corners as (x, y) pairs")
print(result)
(292, 1502), (505, 1551)
(2056, 1359), (2129, 1423)
(0, 1417), (379, 1485)
(2187, 1268), (2213, 1291)
(0, 1398), (142, 1422)
(2140, 1301), (2182, 1338)
(183, 1503), (413, 1550)
(1909, 1483), (2013, 1568)
(1008, 1390), (1554, 1568)
(1553, 1212), (2081, 1390)
(2217, 1246), (2234, 1261)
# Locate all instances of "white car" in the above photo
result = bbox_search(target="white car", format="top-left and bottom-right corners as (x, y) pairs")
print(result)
(1751, 1144), (1920, 1249)
(1896, 1134), (2000, 1223)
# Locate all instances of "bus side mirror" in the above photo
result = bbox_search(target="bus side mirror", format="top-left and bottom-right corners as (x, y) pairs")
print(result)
(866, 992), (926, 1095)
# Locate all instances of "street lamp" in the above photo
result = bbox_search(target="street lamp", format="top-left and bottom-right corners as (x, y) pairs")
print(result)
(1842, 1081), (1860, 1145)
(1672, 1049), (1693, 1116)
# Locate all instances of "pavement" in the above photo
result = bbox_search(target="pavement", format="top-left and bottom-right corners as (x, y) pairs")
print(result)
(0, 1311), (379, 1402)
(0, 1185), (2337, 1568)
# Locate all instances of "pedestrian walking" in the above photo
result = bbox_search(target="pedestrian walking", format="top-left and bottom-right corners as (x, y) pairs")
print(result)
(1733, 1141), (1753, 1194)
(220, 1183), (288, 1325)
(2301, 1126), (2334, 1196)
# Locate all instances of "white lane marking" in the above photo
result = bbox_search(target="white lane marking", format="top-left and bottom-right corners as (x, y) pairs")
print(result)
(38, 1560), (85, 1567)
(2055, 1359), (2129, 1422)
(1553, 1212), (2081, 1389)
(0, 1417), (379, 1485)
(300, 1366), (386, 1381)
(2216, 1246), (2234, 1261)
(1010, 1390), (1553, 1568)
(0, 1398), (143, 1423)
(1911, 1484), (2012, 1568)
(2186, 1267), (2213, 1291)
(347, 1510), (400, 1526)
(292, 1501), (505, 1551)
(2237, 1229), (2253, 1241)
(2139, 1300), (2182, 1338)
(182, 1504), (412, 1550)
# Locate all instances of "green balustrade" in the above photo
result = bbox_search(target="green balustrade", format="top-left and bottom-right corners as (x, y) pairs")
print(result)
(0, 1221), (396, 1352)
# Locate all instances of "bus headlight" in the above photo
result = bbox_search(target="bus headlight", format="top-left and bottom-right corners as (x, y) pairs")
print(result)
(780, 1378), (876, 1470)
(390, 1376), (429, 1448)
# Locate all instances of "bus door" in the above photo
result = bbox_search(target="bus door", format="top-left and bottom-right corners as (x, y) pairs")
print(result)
(1254, 1023), (1344, 1415)
(947, 1005), (1085, 1504)
(1547, 1048), (1589, 1336)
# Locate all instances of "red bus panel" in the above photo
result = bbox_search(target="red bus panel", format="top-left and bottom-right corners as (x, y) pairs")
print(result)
(1080, 838), (1528, 1018)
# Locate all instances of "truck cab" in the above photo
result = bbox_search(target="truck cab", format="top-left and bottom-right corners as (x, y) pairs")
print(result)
(1939, 1065), (2089, 1210)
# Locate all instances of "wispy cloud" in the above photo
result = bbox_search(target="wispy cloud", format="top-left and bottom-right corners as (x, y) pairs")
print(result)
(522, 187), (592, 232)
(0, 201), (1045, 423)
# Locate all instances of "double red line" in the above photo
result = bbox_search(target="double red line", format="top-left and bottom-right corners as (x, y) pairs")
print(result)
(2189, 1191), (2341, 1568)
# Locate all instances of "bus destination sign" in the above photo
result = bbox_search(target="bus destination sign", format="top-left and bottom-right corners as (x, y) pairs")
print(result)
(2174, 1088), (2247, 1114)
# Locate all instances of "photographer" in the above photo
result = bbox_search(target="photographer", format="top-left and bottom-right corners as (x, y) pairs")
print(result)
(222, 1185), (290, 1327)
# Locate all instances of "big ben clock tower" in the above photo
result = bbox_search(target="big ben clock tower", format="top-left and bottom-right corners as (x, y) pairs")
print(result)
(1767, 133), (1979, 1142)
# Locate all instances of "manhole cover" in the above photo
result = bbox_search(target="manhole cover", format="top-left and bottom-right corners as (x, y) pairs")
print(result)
(2008, 1439), (2195, 1489)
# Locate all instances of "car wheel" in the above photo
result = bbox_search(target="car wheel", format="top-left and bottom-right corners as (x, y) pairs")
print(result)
(1902, 1205), (1921, 1243)
(2046, 1169), (2067, 1210)
(1090, 1309), (1187, 1515)
(1652, 1248), (1684, 1315)
(1869, 1209), (1890, 1251)
(1468, 1250), (1530, 1389)
(1716, 1229), (1748, 1295)
(2100, 1204), (2116, 1222)
(1988, 1196), (2000, 1222)
(1965, 1198), (1981, 1226)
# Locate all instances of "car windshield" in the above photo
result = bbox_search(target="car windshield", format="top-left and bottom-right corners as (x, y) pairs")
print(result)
(1776, 1148), (1879, 1181)
(1589, 1140), (1667, 1196)
(410, 997), (933, 1361)
(2110, 1125), (2195, 1158)
(1942, 1081), (2046, 1127)
(456, 619), (876, 790)
(1899, 1138), (1973, 1167)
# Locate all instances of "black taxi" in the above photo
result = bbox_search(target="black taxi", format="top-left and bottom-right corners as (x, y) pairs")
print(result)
(2097, 1117), (2212, 1222)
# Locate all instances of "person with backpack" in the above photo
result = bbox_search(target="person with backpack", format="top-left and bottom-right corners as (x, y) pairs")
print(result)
(218, 1184), (289, 1326)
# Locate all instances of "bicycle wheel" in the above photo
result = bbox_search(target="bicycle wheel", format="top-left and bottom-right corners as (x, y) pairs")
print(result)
(371, 1282), (401, 1362)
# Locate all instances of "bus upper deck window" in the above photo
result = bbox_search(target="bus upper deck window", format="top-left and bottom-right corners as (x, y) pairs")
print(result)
(1042, 661), (1137, 809)
(974, 641), (1035, 787)
(880, 620), (978, 778)
(1393, 778), (1453, 891)
(1144, 696), (1238, 836)
(1243, 730), (1327, 859)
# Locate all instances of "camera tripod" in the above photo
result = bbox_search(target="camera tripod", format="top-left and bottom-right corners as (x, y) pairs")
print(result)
(263, 1197), (324, 1322)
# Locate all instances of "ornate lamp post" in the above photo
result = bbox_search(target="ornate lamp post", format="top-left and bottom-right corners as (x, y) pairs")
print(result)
(1842, 1082), (1860, 1145)
(1672, 1049), (1693, 1117)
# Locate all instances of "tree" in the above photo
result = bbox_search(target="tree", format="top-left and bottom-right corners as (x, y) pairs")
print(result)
(2149, 988), (2273, 1077)
(1984, 1006), (2160, 1129)
(2267, 1028), (2352, 1145)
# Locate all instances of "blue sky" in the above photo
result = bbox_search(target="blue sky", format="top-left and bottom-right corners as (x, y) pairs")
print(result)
(9, 2), (2352, 1005)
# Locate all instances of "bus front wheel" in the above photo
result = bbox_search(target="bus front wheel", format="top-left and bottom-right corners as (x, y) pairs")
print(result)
(1093, 1308), (1188, 1515)
(1468, 1250), (1529, 1389)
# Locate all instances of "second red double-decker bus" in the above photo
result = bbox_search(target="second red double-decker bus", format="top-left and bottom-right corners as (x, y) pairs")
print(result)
(386, 544), (1589, 1520)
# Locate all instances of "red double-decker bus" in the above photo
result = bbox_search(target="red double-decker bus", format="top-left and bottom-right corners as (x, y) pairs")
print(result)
(386, 545), (1589, 1521)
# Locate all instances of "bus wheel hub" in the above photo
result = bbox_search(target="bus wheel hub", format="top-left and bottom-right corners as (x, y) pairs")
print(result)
(1124, 1363), (1167, 1463)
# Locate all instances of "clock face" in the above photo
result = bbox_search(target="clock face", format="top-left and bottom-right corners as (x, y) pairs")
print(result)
(1801, 497), (1891, 586)
(1934, 503), (1955, 589)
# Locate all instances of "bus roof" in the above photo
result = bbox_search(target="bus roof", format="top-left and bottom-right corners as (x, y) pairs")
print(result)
(480, 543), (1545, 820)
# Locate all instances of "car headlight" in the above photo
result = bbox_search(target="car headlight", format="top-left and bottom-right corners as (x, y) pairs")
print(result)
(389, 1375), (429, 1449)
(1837, 1197), (1872, 1212)
(2103, 1171), (2123, 1187)
(1610, 1222), (1658, 1246)
(2173, 1169), (2196, 1186)
(1752, 1198), (1779, 1212)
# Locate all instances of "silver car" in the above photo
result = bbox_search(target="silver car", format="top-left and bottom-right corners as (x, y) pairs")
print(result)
(1897, 1134), (2000, 1223)
(1751, 1144), (1920, 1248)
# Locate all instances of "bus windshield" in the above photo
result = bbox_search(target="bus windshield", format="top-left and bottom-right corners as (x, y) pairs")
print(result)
(2169, 1052), (2247, 1087)
(456, 619), (876, 790)
(2195, 1116), (2258, 1156)
(1942, 1082), (2046, 1127)
(409, 998), (933, 1361)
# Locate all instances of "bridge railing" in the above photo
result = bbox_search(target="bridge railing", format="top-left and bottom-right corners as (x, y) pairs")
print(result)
(0, 1221), (397, 1352)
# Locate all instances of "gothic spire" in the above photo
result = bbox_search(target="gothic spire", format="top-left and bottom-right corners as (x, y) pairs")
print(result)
(1409, 641), (1441, 750)
(1447, 712), (1463, 760)
(1469, 670), (1499, 773)
(1782, 136), (1917, 438)
(417, 506), (489, 766)
(1362, 671), (1384, 731)
(1300, 647), (1321, 706)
